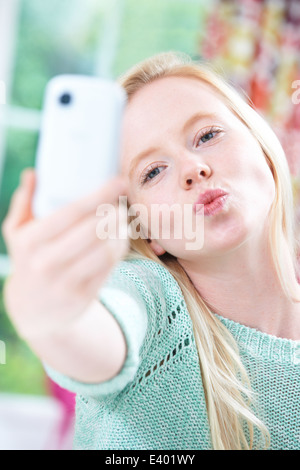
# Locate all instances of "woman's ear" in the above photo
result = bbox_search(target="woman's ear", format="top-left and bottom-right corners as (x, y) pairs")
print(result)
(147, 238), (166, 256)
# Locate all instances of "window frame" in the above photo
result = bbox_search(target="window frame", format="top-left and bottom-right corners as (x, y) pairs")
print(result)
(0, 0), (21, 278)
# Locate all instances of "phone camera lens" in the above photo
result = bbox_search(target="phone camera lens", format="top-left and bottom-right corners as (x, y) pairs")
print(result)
(59, 93), (72, 105)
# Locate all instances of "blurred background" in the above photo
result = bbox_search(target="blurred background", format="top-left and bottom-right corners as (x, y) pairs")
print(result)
(0, 0), (299, 450)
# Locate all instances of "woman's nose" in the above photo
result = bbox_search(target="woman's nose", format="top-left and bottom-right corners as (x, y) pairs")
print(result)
(181, 159), (212, 188)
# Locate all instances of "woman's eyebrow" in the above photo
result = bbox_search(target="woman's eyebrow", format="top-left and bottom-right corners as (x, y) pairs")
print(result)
(128, 112), (220, 178)
(129, 146), (159, 178)
(182, 111), (220, 134)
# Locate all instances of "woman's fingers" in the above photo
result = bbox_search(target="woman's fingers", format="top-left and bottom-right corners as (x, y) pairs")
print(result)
(30, 175), (128, 243)
(2, 170), (128, 261)
(58, 235), (129, 294)
(33, 203), (128, 272)
(2, 169), (36, 242)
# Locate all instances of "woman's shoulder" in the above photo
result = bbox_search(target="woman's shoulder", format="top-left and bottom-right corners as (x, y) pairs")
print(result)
(99, 256), (188, 329)
(109, 256), (183, 300)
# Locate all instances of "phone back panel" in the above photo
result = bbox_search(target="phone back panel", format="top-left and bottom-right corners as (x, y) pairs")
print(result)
(33, 75), (127, 217)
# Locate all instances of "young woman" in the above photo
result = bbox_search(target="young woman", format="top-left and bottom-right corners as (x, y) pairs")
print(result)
(2, 52), (300, 450)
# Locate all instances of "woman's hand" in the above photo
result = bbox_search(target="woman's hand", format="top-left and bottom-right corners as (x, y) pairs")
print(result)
(2, 168), (129, 341)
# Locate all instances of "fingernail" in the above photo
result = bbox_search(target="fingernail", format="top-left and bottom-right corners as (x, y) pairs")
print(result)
(21, 169), (30, 185)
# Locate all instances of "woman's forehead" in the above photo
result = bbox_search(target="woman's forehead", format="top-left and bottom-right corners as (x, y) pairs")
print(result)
(124, 76), (228, 122)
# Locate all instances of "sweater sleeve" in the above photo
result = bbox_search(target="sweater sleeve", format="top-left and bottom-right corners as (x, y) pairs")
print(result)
(44, 260), (155, 398)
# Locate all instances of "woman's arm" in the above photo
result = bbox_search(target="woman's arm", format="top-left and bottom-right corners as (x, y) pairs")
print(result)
(23, 298), (127, 384)
(2, 168), (129, 384)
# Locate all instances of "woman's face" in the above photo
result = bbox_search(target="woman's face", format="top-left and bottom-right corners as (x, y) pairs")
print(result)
(121, 76), (275, 261)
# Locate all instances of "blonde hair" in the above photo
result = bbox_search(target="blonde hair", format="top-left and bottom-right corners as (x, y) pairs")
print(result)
(118, 51), (299, 449)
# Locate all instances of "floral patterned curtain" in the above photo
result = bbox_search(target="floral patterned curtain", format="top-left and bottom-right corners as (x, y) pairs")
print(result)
(200, 0), (300, 238)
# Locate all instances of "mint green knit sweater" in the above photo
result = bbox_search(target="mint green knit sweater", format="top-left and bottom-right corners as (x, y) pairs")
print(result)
(46, 258), (300, 450)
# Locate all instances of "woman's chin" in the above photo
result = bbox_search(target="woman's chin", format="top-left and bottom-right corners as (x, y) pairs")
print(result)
(200, 222), (253, 257)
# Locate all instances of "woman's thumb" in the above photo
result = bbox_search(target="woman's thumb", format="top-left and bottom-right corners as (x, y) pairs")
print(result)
(20, 168), (36, 191)
(2, 168), (36, 236)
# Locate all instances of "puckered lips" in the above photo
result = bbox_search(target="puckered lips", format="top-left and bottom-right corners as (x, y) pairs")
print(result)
(193, 188), (228, 216)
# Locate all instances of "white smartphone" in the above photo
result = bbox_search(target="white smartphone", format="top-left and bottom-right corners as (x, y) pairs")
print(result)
(33, 75), (127, 218)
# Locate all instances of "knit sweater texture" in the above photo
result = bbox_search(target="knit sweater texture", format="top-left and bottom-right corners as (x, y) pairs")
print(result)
(46, 258), (300, 450)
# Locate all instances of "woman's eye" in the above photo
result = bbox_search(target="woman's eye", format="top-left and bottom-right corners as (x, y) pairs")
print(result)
(141, 165), (163, 184)
(200, 132), (214, 143)
(195, 128), (221, 146)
